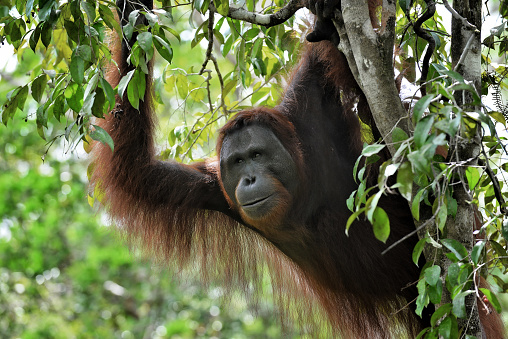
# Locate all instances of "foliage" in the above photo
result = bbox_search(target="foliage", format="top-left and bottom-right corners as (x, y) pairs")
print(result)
(0, 0), (291, 337)
(348, 1), (508, 337)
(0, 106), (290, 338)
(1, 0), (508, 338)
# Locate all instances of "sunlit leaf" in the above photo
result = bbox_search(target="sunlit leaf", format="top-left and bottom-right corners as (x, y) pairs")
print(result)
(65, 83), (84, 112)
(441, 239), (467, 261)
(465, 167), (480, 190)
(372, 207), (390, 243)
(479, 288), (502, 313)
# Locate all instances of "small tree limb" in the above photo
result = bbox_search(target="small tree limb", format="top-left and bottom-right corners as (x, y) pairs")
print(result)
(209, 0), (305, 27)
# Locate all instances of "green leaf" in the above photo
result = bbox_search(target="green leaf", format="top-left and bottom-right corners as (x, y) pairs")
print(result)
(163, 26), (181, 42)
(123, 23), (134, 40)
(392, 127), (409, 146)
(447, 262), (459, 286)
(446, 191), (457, 218)
(372, 207), (390, 243)
(411, 189), (425, 221)
(144, 12), (158, 27)
(438, 315), (458, 339)
(153, 34), (173, 63)
(244, 28), (260, 41)
(471, 240), (485, 265)
(91, 88), (106, 118)
(41, 21), (52, 47)
(441, 239), (468, 261)
(82, 0), (96, 21)
(428, 279), (443, 304)
(431, 304), (452, 327)
(36, 104), (47, 128)
(53, 94), (65, 122)
(31, 74), (48, 103)
(90, 124), (114, 152)
(176, 74), (188, 99)
(76, 45), (92, 62)
(100, 77), (116, 111)
(346, 208), (366, 234)
(465, 167), (480, 190)
(118, 69), (135, 100)
(215, 0), (230, 16)
(135, 69), (146, 100)
(396, 162), (413, 201)
(29, 23), (41, 51)
(413, 94), (435, 122)
(223, 78), (237, 97)
(137, 32), (153, 53)
(26, 0), (35, 16)
(452, 291), (473, 318)
(70, 55), (85, 84)
(361, 143), (385, 157)
(346, 190), (356, 212)
(489, 239), (508, 267)
(82, 91), (95, 116)
(415, 279), (429, 317)
(2, 96), (18, 126)
(414, 115), (434, 148)
(15, 85), (29, 111)
(424, 265), (441, 286)
(366, 191), (383, 222)
(435, 203), (447, 232)
(65, 83), (84, 112)
(479, 288), (502, 313)
(488, 111), (506, 125)
(189, 88), (206, 102)
(412, 238), (427, 266)
(127, 75), (140, 109)
(399, 0), (411, 15)
(99, 4), (122, 37)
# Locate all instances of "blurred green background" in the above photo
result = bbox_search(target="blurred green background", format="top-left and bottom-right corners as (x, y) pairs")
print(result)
(0, 95), (287, 339)
(0, 27), (290, 337)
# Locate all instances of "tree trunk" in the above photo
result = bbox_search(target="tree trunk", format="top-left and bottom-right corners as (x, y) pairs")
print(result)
(334, 0), (409, 156)
(442, 1), (483, 337)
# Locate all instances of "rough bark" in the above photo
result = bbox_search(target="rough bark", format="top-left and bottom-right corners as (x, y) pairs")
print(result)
(332, 0), (408, 156)
(441, 1), (483, 337)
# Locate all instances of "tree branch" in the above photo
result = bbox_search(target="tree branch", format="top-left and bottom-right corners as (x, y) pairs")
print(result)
(413, 0), (436, 96)
(209, 0), (305, 27)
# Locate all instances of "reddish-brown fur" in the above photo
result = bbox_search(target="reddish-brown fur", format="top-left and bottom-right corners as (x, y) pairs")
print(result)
(91, 0), (505, 337)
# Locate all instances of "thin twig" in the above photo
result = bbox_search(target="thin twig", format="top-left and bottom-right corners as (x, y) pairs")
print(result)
(479, 146), (507, 214)
(381, 216), (435, 255)
(442, 0), (477, 31)
(453, 32), (477, 72)
(199, 10), (215, 75)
